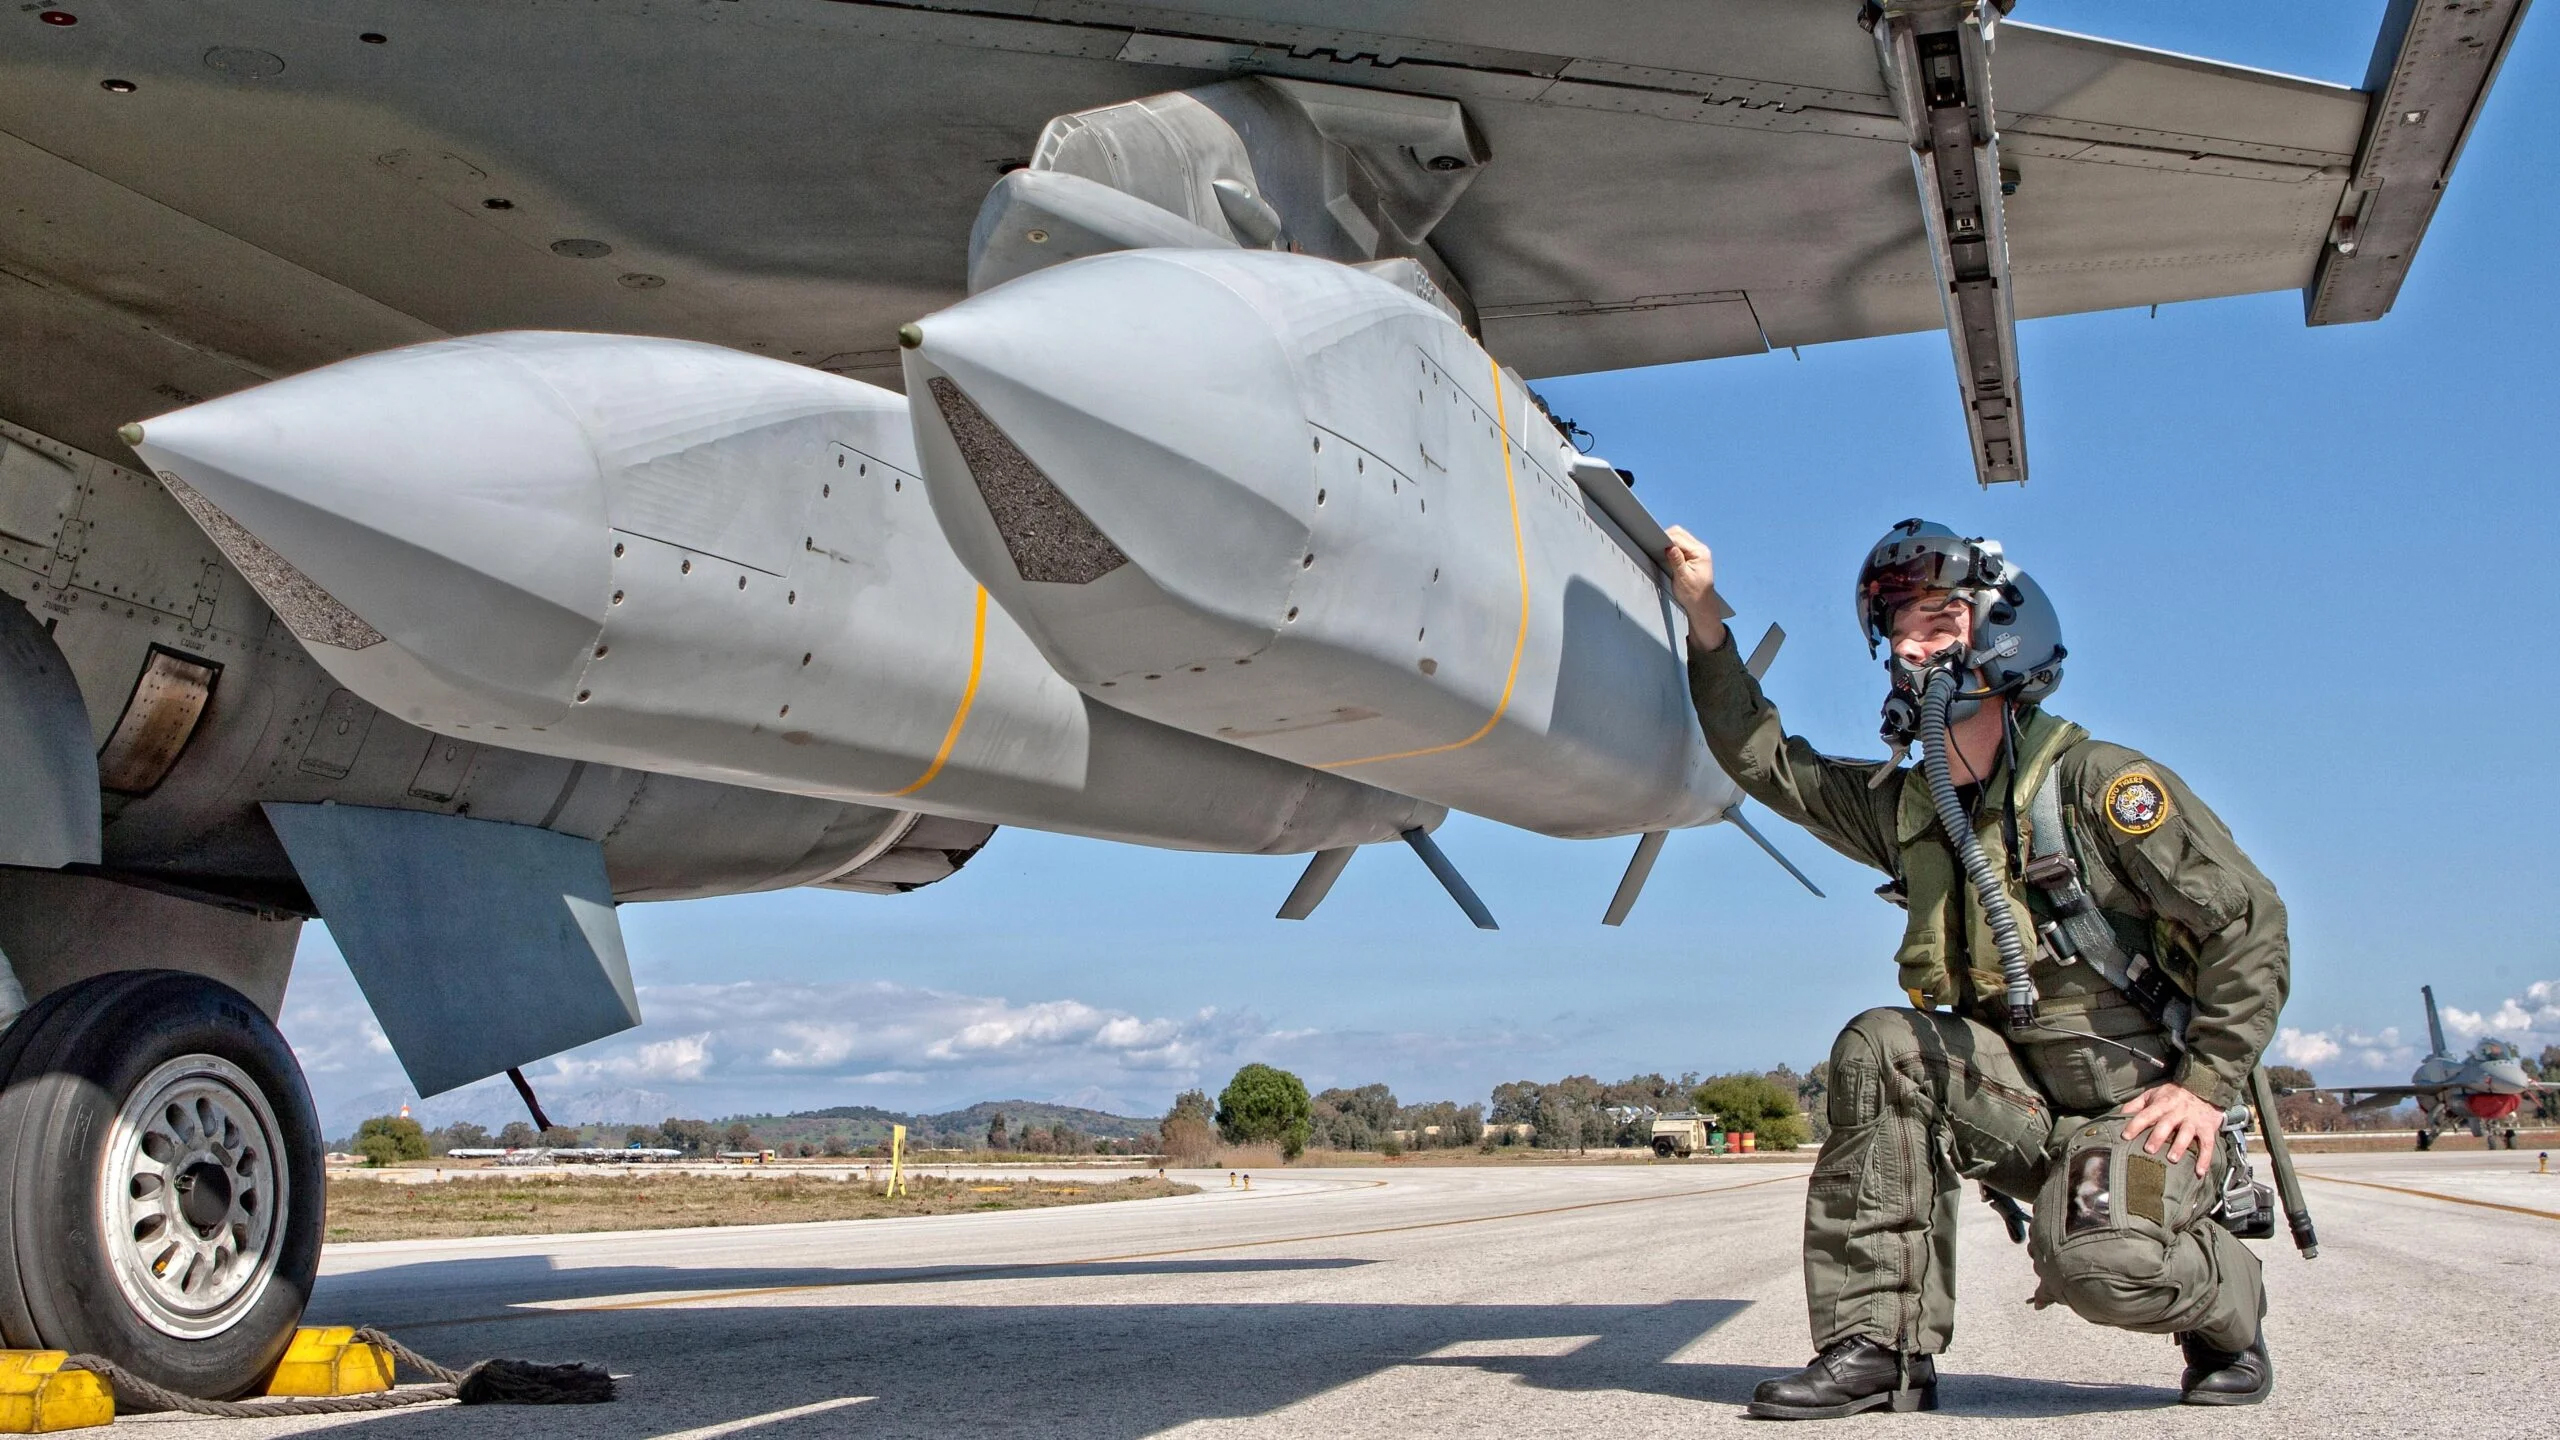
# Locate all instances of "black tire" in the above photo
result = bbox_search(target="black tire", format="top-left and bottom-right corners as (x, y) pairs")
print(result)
(1652, 1137), (1678, 1158)
(0, 971), (322, 1399)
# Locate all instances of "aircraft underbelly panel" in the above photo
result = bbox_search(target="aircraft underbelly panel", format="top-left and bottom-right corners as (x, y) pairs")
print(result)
(0, 0), (2408, 461)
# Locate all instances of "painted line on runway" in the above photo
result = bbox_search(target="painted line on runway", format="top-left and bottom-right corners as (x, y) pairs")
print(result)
(2301, 1172), (2560, 1222)
(655, 1396), (872, 1437)
(388, 1172), (1807, 1329)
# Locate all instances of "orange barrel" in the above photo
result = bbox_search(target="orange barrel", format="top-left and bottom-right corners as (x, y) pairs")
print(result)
(1741, 1131), (1756, 1153)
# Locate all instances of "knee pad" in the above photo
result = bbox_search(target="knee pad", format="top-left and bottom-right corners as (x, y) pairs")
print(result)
(1826, 1008), (1917, 1130)
(2027, 1121), (2221, 1334)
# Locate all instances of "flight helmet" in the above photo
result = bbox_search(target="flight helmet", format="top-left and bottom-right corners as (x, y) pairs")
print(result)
(1858, 518), (2064, 743)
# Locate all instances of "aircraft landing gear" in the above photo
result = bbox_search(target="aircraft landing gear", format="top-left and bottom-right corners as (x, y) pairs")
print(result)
(0, 971), (322, 1399)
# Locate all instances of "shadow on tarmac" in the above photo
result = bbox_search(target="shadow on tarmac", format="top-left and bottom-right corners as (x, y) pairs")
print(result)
(293, 1258), (2186, 1434)
(320, 1254), (1381, 1322)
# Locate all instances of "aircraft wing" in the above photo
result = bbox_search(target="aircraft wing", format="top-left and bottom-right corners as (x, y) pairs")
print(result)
(1408, 16), (2371, 373)
(0, 1), (2525, 478)
(2289, 1084), (2436, 1112)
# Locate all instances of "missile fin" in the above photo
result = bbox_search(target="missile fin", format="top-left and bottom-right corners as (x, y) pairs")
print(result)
(1722, 803), (1825, 898)
(1744, 623), (1786, 680)
(1401, 827), (1498, 930)
(1601, 829), (1670, 927)
(1276, 845), (1358, 920)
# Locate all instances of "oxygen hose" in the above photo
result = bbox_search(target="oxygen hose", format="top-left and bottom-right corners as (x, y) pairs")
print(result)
(1918, 665), (2039, 1028)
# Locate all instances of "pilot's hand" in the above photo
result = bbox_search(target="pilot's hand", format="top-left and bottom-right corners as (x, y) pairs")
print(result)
(1663, 525), (1728, 649)
(2121, 1081), (2224, 1179)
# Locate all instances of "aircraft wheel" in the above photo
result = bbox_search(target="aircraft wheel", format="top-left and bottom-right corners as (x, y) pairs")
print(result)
(0, 971), (322, 1399)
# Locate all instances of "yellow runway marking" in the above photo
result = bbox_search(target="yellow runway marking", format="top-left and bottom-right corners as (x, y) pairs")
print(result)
(2302, 1171), (2560, 1222)
(1321, 357), (1531, 770)
(882, 585), (986, 797)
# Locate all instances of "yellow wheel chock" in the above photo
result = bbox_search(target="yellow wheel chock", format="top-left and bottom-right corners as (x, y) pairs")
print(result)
(0, 1352), (113, 1433)
(265, 1326), (396, 1397)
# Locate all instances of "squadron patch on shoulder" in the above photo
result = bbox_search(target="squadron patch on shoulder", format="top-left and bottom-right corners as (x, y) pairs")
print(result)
(2104, 771), (2170, 835)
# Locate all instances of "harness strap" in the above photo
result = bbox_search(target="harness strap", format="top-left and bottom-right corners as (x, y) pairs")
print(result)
(2023, 763), (2194, 1049)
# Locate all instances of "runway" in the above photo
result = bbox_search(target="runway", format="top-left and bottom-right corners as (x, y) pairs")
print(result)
(123, 1150), (2555, 1438)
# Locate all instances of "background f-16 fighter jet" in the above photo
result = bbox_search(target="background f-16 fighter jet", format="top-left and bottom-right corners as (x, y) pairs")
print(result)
(2287, 987), (2558, 1149)
(0, 0), (2529, 1400)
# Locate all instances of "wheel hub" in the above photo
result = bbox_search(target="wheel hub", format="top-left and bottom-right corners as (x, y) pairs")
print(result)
(100, 1055), (290, 1339)
(175, 1162), (234, 1232)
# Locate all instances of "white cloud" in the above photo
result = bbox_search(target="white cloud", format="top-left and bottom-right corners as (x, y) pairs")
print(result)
(550, 1033), (712, 1084)
(2440, 979), (2560, 1050)
(2272, 1022), (2413, 1082)
(2282, 981), (2560, 1084)
(2275, 1028), (2340, 1066)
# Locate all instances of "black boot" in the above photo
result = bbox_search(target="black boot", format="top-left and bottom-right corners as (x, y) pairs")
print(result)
(2178, 1329), (2274, 1406)
(1748, 1336), (1938, 1420)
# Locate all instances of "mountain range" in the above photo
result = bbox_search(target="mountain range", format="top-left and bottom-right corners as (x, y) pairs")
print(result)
(323, 1084), (1158, 1149)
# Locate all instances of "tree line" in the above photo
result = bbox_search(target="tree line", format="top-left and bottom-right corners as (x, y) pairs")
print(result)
(1155, 1062), (1824, 1162)
(346, 1046), (2553, 1167)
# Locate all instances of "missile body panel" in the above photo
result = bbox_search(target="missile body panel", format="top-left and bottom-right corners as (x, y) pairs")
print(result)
(130, 333), (1436, 854)
(906, 250), (1735, 839)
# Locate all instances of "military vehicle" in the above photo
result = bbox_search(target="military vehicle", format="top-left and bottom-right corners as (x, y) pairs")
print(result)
(2286, 987), (2557, 1149)
(1, 0), (2524, 1401)
(1650, 1112), (1722, 1159)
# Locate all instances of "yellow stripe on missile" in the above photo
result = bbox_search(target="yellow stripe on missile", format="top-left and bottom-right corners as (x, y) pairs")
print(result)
(885, 586), (988, 797)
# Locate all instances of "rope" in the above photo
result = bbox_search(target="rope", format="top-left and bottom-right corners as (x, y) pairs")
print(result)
(57, 1358), (455, 1418)
(60, 1327), (613, 1418)
(357, 1328), (466, 1384)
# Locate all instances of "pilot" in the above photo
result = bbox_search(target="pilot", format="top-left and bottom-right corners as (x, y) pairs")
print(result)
(1663, 519), (2289, 1417)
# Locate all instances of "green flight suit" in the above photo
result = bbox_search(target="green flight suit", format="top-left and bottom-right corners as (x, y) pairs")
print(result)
(1687, 635), (2289, 1355)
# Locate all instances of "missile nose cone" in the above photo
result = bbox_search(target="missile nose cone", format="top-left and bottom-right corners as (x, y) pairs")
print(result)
(115, 422), (144, 447)
(904, 251), (1315, 647)
(130, 338), (615, 717)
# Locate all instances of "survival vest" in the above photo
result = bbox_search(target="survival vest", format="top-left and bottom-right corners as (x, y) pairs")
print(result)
(1889, 709), (2196, 1048)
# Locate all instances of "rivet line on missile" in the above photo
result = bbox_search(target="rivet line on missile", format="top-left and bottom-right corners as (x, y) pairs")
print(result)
(1319, 355), (1531, 770)
(880, 585), (988, 798)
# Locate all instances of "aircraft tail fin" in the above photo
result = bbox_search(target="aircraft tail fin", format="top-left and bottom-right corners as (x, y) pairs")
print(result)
(2422, 985), (2449, 1057)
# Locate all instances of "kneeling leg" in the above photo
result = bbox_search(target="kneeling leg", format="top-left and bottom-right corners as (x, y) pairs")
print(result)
(2028, 1114), (2263, 1352)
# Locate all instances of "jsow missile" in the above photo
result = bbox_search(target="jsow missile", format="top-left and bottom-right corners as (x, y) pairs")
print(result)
(125, 332), (1437, 853)
(904, 248), (1738, 839)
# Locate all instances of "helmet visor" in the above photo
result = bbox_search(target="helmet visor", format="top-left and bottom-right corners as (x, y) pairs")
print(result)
(1858, 532), (1992, 643)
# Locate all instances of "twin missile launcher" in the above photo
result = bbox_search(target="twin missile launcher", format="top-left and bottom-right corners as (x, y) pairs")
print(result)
(127, 333), (1437, 855)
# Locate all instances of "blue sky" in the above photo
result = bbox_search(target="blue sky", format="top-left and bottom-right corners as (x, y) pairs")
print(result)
(283, 2), (2560, 1127)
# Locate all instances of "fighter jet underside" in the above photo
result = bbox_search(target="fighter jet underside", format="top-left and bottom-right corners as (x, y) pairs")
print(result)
(0, 0), (2531, 1404)
(1, 2), (2525, 480)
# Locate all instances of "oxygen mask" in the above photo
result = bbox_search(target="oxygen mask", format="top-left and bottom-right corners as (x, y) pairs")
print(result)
(1879, 634), (2022, 752)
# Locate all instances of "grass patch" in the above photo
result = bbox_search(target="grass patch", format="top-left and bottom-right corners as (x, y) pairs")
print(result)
(324, 1173), (1194, 1243)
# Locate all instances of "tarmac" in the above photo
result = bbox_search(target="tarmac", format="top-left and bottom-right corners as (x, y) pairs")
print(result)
(120, 1149), (2556, 1438)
